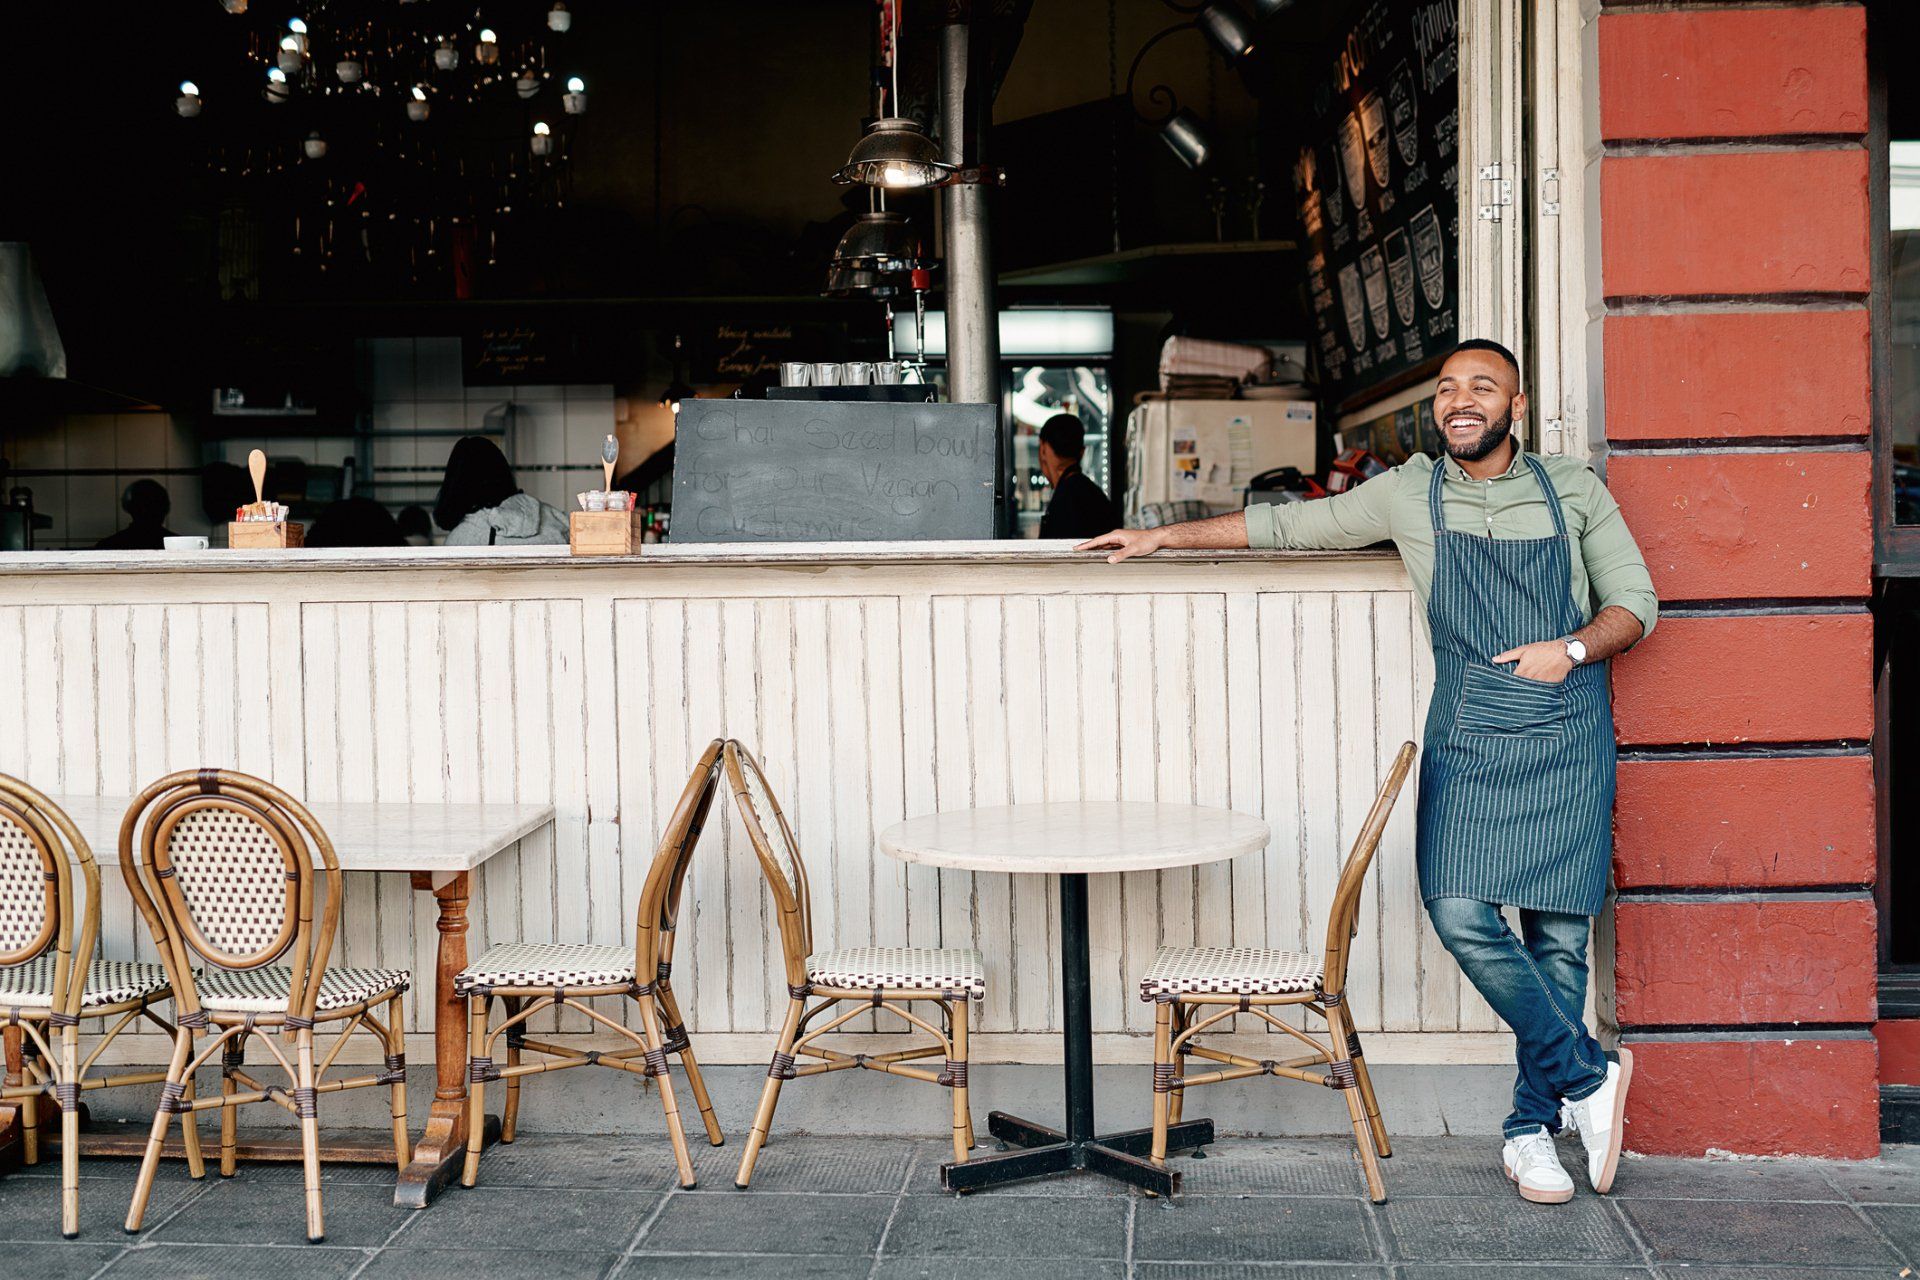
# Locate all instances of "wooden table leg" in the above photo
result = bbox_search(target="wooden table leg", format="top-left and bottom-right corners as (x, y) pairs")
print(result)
(0, 1024), (25, 1176)
(395, 871), (498, 1208)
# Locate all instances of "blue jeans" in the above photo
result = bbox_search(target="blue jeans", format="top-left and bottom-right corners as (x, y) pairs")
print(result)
(1425, 896), (1609, 1138)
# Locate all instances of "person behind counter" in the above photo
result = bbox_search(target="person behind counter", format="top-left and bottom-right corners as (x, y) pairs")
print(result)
(94, 479), (175, 551)
(1036, 413), (1121, 540)
(1077, 339), (1657, 1210)
(433, 436), (567, 546)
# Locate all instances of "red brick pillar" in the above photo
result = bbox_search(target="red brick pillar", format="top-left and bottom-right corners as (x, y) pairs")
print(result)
(1598, 3), (1879, 1158)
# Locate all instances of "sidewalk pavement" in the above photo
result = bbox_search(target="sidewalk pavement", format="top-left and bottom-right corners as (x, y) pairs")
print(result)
(1, 1132), (1915, 1278)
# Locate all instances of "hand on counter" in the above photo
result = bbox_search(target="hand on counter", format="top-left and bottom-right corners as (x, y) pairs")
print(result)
(1075, 528), (1165, 563)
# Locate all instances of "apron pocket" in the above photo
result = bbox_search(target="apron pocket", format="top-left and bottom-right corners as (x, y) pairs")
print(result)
(1456, 663), (1567, 738)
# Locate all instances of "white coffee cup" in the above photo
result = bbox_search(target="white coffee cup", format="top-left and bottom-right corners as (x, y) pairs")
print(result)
(163, 535), (210, 552)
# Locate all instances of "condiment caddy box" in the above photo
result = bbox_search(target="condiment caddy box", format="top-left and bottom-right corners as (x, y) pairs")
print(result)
(568, 509), (643, 556)
(229, 520), (306, 549)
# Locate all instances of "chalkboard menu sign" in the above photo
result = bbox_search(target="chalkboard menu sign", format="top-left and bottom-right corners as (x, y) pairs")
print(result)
(670, 400), (997, 542)
(1292, 0), (1459, 408)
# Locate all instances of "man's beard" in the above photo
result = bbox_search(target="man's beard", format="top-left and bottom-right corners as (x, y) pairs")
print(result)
(1441, 405), (1514, 462)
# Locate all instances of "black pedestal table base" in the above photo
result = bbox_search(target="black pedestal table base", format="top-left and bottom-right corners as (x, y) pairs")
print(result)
(937, 872), (1211, 1196)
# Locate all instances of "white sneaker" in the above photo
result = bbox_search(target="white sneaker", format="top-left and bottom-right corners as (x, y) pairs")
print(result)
(1502, 1127), (1574, 1204)
(1562, 1046), (1633, 1194)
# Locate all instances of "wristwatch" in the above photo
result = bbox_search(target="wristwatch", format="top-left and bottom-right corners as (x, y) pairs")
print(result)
(1563, 637), (1588, 666)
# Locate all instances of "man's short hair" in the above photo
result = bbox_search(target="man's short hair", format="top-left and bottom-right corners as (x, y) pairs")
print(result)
(1446, 338), (1521, 383)
(1039, 413), (1086, 461)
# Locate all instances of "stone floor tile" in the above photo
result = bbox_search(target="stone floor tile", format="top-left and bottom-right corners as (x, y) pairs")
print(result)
(618, 1256), (878, 1280)
(1381, 1197), (1638, 1263)
(395, 1185), (659, 1254)
(1132, 1195), (1380, 1264)
(1652, 1270), (1896, 1279)
(694, 1136), (920, 1194)
(883, 1193), (1130, 1260)
(150, 1181), (409, 1248)
(0, 1240), (128, 1279)
(1354, 1138), (1516, 1198)
(1609, 1155), (1840, 1202)
(635, 1191), (891, 1257)
(100, 1243), (367, 1278)
(1172, 1139), (1371, 1197)
(1861, 1203), (1920, 1259)
(0, 1173), (201, 1243)
(358, 1246), (619, 1279)
(1397, 1269), (1651, 1280)
(874, 1260), (1129, 1280)
(1620, 1199), (1899, 1267)
(1133, 1265), (1391, 1279)
(1823, 1147), (1920, 1205)
(457, 1133), (694, 1192)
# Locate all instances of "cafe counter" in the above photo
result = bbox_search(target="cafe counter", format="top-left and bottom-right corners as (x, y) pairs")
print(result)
(0, 542), (1512, 1068)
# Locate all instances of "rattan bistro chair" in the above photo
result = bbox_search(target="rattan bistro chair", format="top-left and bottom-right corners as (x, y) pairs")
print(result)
(455, 741), (727, 1191)
(725, 741), (985, 1189)
(1139, 741), (1416, 1203)
(0, 776), (178, 1238)
(120, 770), (411, 1244)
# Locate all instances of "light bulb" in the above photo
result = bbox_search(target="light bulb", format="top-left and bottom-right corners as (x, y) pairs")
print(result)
(882, 164), (926, 188)
(288, 18), (307, 33)
(479, 27), (496, 42)
(533, 121), (551, 136)
(566, 76), (584, 93)
(411, 85), (427, 101)
(179, 80), (199, 96)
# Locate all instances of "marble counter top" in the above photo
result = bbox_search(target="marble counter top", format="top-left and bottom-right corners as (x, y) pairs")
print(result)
(879, 802), (1271, 876)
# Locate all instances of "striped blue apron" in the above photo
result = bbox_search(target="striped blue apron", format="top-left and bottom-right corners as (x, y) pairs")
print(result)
(1415, 455), (1614, 917)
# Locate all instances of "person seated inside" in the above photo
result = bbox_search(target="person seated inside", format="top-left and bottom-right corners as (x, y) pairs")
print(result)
(95, 478), (175, 550)
(307, 496), (406, 548)
(1037, 413), (1120, 541)
(433, 436), (567, 546)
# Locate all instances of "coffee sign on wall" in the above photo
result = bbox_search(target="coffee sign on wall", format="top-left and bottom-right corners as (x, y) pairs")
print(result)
(1294, 0), (1459, 408)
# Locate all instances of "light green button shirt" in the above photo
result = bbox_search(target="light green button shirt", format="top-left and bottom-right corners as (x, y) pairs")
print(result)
(1244, 447), (1659, 641)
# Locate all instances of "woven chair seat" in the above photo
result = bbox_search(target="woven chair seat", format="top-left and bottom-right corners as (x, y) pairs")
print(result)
(0, 957), (173, 1011)
(454, 943), (636, 994)
(196, 965), (409, 1014)
(806, 946), (986, 998)
(1140, 945), (1323, 998)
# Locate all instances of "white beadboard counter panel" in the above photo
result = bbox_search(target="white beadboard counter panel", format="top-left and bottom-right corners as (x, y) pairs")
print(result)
(0, 547), (1513, 1065)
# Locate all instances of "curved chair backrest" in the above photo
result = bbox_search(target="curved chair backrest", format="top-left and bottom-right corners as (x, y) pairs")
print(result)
(634, 739), (725, 982)
(722, 740), (813, 988)
(120, 769), (338, 1023)
(0, 776), (99, 1020)
(1321, 742), (1418, 999)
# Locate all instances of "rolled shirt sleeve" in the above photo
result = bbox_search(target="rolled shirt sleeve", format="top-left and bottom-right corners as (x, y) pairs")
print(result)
(1578, 472), (1659, 642)
(1244, 468), (1400, 551)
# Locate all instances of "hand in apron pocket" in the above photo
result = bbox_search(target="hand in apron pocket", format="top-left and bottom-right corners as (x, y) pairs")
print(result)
(1455, 662), (1567, 739)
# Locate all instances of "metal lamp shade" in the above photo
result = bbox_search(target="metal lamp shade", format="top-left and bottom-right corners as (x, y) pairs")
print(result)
(1159, 109), (1213, 170)
(833, 118), (956, 189)
(830, 211), (932, 273)
(822, 263), (909, 299)
(1197, 1), (1258, 60)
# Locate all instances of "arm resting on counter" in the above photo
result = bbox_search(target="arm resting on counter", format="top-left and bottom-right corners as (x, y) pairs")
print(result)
(1077, 469), (1400, 564)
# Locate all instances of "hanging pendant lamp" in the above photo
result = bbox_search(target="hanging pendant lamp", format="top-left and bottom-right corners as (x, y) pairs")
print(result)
(832, 1), (956, 190)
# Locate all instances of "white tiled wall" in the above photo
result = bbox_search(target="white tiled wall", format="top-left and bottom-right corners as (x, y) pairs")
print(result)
(357, 337), (618, 527)
(2, 413), (208, 549)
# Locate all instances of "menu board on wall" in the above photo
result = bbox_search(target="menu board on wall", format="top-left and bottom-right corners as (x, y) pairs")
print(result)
(1292, 0), (1459, 409)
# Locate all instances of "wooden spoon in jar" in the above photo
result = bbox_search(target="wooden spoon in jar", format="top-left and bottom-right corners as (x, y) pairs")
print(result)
(247, 448), (267, 517)
(601, 434), (618, 495)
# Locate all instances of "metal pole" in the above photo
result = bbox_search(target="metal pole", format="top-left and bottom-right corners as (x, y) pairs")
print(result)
(940, 12), (1003, 456)
(1058, 872), (1095, 1145)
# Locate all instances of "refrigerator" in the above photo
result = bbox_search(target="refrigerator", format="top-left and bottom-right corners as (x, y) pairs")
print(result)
(1124, 397), (1320, 526)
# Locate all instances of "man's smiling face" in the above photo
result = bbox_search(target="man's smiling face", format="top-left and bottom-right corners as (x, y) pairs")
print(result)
(1433, 348), (1526, 463)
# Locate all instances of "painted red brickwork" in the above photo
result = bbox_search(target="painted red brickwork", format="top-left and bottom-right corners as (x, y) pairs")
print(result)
(1607, 451), (1872, 600)
(1611, 613), (1874, 746)
(1598, 7), (1867, 140)
(1614, 898), (1877, 1025)
(1625, 1037), (1879, 1158)
(1601, 151), (1869, 297)
(1613, 756), (1876, 890)
(1877, 1021), (1920, 1087)
(1603, 310), (1869, 442)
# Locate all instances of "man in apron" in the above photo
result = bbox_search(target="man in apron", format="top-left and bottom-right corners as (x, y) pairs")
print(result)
(1078, 340), (1657, 1205)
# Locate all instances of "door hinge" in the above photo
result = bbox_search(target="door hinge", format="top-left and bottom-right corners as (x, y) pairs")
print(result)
(1477, 163), (1513, 223)
(1542, 167), (1561, 217)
